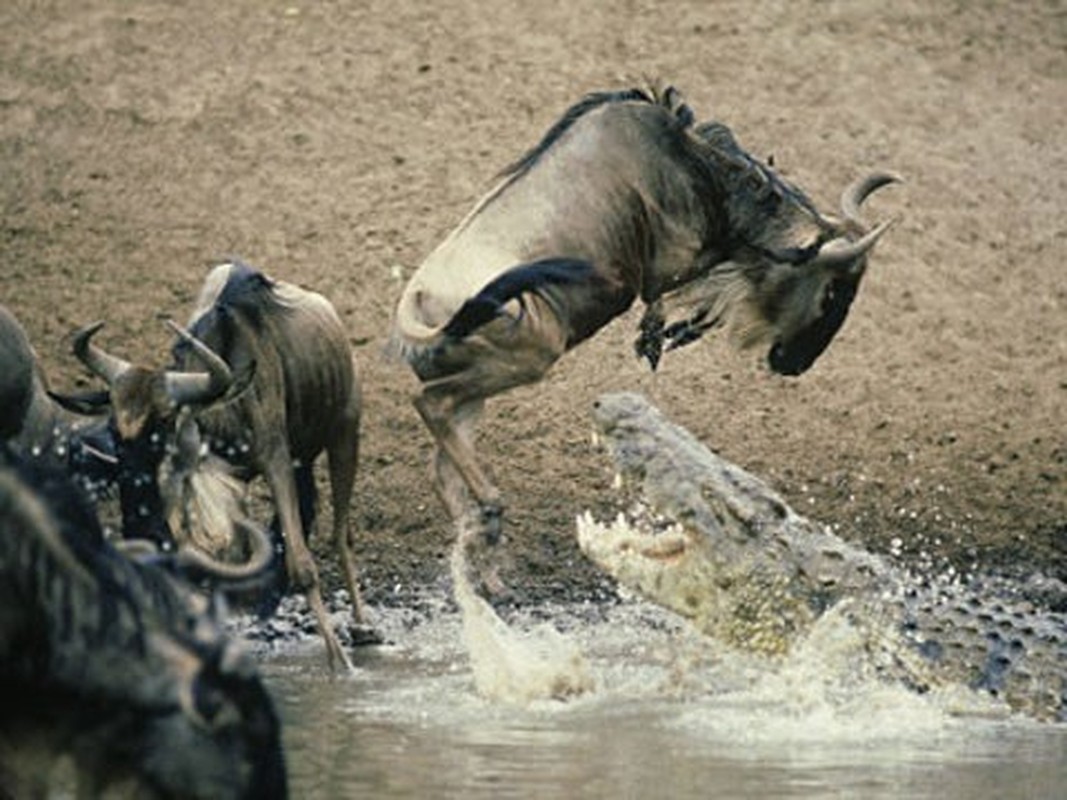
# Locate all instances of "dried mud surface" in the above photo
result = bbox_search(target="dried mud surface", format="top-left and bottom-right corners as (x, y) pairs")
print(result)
(2, 1), (1065, 613)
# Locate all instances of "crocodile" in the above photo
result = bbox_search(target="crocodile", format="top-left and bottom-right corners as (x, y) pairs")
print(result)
(577, 392), (1067, 722)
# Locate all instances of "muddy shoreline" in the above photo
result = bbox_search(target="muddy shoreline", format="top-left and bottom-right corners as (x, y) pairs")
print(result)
(2, 1), (1064, 614)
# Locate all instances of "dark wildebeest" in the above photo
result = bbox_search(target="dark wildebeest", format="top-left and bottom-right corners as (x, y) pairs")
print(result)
(1, 304), (274, 589)
(71, 261), (366, 672)
(390, 85), (898, 562)
(0, 447), (287, 799)
(0, 303), (116, 497)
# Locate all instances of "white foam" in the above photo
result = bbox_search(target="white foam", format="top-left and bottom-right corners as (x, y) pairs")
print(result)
(449, 538), (595, 706)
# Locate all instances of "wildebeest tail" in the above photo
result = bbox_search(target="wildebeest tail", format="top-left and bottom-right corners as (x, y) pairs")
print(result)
(441, 257), (595, 341)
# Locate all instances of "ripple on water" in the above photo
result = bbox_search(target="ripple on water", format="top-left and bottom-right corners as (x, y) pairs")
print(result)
(261, 592), (1067, 800)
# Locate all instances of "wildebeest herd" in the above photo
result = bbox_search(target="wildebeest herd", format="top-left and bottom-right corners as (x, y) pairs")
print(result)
(1, 85), (898, 797)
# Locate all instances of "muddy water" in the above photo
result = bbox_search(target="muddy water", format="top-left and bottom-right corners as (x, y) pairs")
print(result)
(261, 596), (1067, 800)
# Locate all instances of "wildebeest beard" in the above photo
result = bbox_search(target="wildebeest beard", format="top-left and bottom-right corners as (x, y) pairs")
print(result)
(113, 415), (173, 546)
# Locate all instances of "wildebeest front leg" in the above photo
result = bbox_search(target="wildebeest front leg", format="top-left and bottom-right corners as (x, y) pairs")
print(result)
(264, 450), (353, 673)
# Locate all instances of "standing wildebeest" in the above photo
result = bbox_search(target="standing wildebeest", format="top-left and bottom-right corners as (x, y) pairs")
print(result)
(1, 304), (274, 590)
(0, 448), (288, 799)
(391, 85), (898, 557)
(71, 261), (365, 672)
(0, 303), (116, 497)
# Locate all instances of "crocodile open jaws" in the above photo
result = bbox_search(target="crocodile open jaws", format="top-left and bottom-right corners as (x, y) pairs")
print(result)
(577, 392), (1067, 722)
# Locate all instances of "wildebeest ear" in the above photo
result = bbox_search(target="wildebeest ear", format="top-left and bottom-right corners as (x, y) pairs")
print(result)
(47, 389), (112, 416)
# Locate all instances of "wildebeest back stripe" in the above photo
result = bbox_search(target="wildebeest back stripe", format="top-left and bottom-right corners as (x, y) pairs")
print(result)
(499, 88), (654, 181)
(442, 257), (596, 341)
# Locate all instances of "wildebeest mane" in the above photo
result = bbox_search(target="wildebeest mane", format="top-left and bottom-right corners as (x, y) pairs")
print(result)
(178, 260), (294, 363)
(693, 120), (823, 243)
(499, 84), (695, 182)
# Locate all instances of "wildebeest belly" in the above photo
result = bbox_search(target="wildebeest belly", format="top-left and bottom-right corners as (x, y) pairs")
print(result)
(284, 337), (355, 460)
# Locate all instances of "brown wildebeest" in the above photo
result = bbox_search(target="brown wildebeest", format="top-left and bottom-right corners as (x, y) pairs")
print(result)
(390, 85), (899, 570)
(72, 261), (366, 672)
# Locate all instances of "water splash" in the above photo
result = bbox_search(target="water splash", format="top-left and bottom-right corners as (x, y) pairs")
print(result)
(449, 536), (594, 705)
(672, 602), (1010, 748)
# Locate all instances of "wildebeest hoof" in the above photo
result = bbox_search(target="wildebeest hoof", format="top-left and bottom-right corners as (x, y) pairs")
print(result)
(480, 504), (504, 546)
(348, 623), (385, 647)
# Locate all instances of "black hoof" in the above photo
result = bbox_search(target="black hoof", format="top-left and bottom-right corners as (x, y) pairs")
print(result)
(348, 624), (385, 647)
(480, 504), (503, 546)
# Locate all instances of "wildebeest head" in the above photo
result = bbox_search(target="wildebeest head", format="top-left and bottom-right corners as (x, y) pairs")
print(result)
(73, 320), (233, 438)
(0, 451), (287, 798)
(71, 320), (235, 545)
(694, 122), (898, 375)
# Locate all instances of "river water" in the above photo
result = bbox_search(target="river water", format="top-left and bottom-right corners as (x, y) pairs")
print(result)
(261, 592), (1067, 800)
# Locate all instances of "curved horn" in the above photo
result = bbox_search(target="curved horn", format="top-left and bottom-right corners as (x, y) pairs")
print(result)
(161, 319), (233, 407)
(72, 322), (133, 384)
(172, 515), (275, 590)
(810, 217), (898, 269)
(115, 517), (274, 591)
(840, 171), (902, 228)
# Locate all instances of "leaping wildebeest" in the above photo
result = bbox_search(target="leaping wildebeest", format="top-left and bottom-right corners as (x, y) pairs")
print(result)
(71, 261), (366, 672)
(390, 85), (899, 561)
(0, 447), (288, 799)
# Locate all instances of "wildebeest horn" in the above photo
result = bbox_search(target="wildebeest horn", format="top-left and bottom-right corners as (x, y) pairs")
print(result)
(161, 319), (233, 407)
(810, 218), (897, 269)
(72, 321), (133, 383)
(840, 171), (902, 228)
(809, 172), (901, 270)
(171, 516), (275, 590)
(116, 516), (274, 591)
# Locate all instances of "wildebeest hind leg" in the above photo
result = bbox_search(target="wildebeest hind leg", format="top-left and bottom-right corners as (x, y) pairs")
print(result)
(425, 400), (512, 596)
(326, 374), (372, 633)
(415, 390), (503, 544)
(432, 445), (475, 523)
(414, 302), (565, 566)
(427, 399), (486, 525)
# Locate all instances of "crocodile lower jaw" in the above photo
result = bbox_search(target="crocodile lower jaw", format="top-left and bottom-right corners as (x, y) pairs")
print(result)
(576, 503), (814, 657)
(576, 504), (702, 617)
